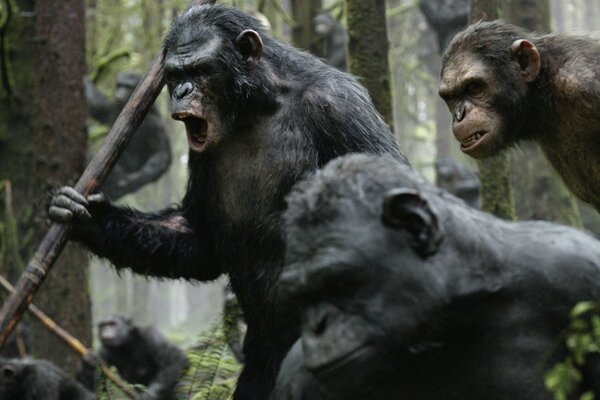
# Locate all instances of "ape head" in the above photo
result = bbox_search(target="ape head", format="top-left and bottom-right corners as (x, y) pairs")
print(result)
(163, 4), (275, 153)
(439, 21), (542, 158)
(313, 13), (335, 36)
(114, 72), (142, 105)
(280, 155), (445, 398)
(97, 315), (134, 348)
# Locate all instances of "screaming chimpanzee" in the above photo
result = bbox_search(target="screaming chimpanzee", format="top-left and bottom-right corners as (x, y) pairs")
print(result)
(275, 154), (600, 400)
(49, 4), (406, 399)
(439, 21), (600, 211)
(85, 73), (172, 200)
(0, 357), (95, 400)
(78, 316), (187, 400)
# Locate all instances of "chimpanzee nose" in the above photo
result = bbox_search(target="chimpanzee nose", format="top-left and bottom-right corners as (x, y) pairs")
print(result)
(453, 103), (466, 122)
(173, 81), (193, 100)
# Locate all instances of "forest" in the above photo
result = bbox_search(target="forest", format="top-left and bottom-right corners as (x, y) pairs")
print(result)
(0, 0), (599, 399)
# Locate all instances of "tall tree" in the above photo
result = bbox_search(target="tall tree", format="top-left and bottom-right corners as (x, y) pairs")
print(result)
(506, 0), (583, 227)
(346, 0), (393, 126)
(469, 0), (516, 220)
(0, 0), (91, 373)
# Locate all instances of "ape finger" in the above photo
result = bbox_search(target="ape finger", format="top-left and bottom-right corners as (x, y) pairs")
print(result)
(48, 206), (73, 222)
(57, 186), (89, 206)
(87, 193), (108, 205)
(52, 195), (92, 220)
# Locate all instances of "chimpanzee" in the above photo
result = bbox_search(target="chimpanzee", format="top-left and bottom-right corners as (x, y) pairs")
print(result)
(312, 13), (348, 71)
(419, 0), (468, 53)
(0, 357), (96, 400)
(85, 72), (172, 199)
(79, 315), (187, 400)
(276, 154), (600, 400)
(48, 4), (406, 399)
(439, 21), (600, 211)
(435, 157), (479, 208)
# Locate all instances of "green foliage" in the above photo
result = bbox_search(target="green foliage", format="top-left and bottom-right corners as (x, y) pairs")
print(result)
(545, 301), (600, 400)
(96, 365), (144, 400)
(93, 320), (241, 400)
(176, 322), (242, 400)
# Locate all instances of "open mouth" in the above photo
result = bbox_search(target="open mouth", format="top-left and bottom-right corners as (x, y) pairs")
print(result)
(183, 117), (208, 152)
(459, 130), (487, 151)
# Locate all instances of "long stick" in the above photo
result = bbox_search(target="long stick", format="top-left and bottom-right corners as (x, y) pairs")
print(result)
(0, 0), (211, 348)
(0, 275), (139, 399)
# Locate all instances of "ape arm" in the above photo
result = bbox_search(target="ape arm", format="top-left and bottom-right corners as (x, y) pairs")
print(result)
(143, 328), (188, 399)
(84, 78), (114, 124)
(107, 112), (172, 199)
(65, 197), (221, 281)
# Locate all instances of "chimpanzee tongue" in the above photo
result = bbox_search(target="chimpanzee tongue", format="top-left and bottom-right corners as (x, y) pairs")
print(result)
(184, 117), (208, 152)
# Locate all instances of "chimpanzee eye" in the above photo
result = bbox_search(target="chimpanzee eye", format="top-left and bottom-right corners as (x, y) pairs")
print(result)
(465, 80), (485, 96)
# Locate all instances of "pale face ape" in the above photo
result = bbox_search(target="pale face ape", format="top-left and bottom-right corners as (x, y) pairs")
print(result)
(440, 21), (600, 211)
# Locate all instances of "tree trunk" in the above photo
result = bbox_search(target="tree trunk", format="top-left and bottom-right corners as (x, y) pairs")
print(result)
(346, 0), (393, 127)
(0, 0), (91, 373)
(469, 1), (516, 220)
(505, 0), (582, 227)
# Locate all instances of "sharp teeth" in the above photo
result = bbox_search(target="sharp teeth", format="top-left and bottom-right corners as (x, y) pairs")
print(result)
(461, 132), (484, 145)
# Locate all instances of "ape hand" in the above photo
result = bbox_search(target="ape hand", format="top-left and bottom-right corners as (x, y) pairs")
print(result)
(48, 186), (107, 223)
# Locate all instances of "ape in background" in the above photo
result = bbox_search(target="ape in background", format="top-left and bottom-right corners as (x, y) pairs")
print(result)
(0, 322), (29, 359)
(85, 72), (172, 200)
(419, 0), (468, 53)
(312, 13), (348, 71)
(48, 4), (406, 399)
(0, 357), (96, 400)
(435, 157), (480, 208)
(276, 154), (600, 400)
(439, 21), (600, 211)
(79, 315), (187, 400)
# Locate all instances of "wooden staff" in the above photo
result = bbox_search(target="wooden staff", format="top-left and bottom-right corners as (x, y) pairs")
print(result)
(0, 275), (139, 399)
(0, 0), (213, 348)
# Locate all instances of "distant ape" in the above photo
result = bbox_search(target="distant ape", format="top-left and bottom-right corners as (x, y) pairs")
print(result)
(81, 316), (186, 400)
(435, 157), (479, 208)
(85, 72), (172, 199)
(0, 357), (95, 400)
(0, 322), (29, 359)
(49, 4), (406, 399)
(419, 0), (468, 53)
(439, 21), (600, 211)
(312, 13), (348, 71)
(276, 154), (600, 400)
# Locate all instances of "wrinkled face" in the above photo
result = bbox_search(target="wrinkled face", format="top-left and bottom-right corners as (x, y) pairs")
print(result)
(439, 53), (507, 159)
(98, 317), (131, 347)
(165, 26), (229, 153)
(280, 212), (443, 398)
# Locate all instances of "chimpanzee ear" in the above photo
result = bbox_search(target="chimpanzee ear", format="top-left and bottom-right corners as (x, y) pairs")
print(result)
(510, 39), (541, 83)
(381, 188), (442, 257)
(235, 29), (263, 70)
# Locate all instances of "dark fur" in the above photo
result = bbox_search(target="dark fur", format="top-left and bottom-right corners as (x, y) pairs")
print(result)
(0, 357), (95, 400)
(85, 73), (171, 200)
(419, 0), (468, 52)
(441, 20), (600, 210)
(67, 5), (406, 399)
(278, 154), (600, 400)
(78, 316), (186, 400)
